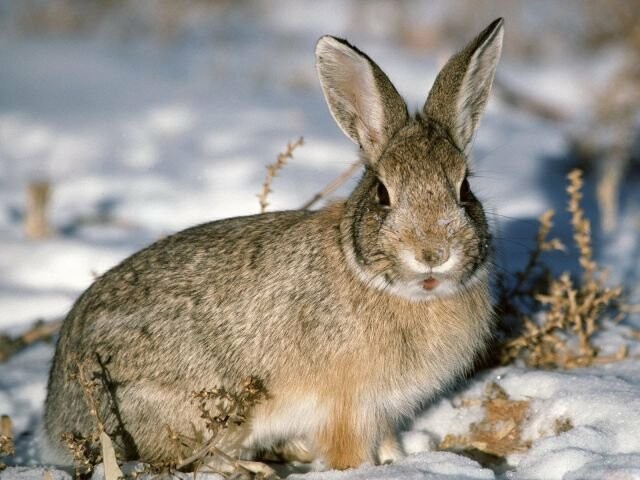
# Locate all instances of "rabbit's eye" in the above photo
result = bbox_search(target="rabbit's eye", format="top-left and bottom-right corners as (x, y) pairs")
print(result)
(377, 181), (391, 207)
(460, 177), (472, 203)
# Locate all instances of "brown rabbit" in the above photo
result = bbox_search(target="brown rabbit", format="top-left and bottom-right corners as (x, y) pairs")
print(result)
(44, 18), (504, 473)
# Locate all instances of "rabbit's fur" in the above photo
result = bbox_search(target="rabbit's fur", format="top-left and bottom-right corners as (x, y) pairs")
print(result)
(44, 19), (504, 470)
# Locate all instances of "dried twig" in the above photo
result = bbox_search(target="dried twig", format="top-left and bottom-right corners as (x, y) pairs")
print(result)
(301, 160), (362, 210)
(61, 431), (101, 478)
(63, 361), (123, 479)
(258, 137), (304, 213)
(566, 170), (596, 283)
(496, 209), (565, 327)
(73, 363), (105, 433)
(75, 363), (124, 480)
(62, 363), (103, 477)
(167, 377), (272, 478)
(0, 318), (62, 363)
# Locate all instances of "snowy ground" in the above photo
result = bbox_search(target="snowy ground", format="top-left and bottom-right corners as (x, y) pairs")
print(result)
(1, 3), (640, 479)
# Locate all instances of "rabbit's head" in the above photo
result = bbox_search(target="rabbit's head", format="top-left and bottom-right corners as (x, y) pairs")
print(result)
(316, 19), (503, 301)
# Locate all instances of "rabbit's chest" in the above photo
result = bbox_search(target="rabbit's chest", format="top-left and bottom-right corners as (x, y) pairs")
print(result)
(367, 308), (491, 414)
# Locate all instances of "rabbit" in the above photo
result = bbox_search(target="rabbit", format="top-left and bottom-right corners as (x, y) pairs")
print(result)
(44, 18), (504, 472)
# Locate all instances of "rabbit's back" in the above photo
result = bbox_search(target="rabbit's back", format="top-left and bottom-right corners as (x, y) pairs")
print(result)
(49, 207), (350, 377)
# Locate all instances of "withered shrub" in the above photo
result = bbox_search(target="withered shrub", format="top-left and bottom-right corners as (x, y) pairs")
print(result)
(497, 169), (633, 369)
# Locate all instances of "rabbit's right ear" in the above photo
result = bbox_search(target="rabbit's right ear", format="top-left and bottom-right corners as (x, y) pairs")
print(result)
(316, 36), (408, 163)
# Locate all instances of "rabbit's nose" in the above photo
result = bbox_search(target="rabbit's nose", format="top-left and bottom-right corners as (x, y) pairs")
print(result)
(420, 245), (450, 268)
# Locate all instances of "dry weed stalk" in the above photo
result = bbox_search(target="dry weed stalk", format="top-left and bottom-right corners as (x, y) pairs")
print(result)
(25, 180), (52, 239)
(440, 383), (531, 459)
(258, 137), (304, 213)
(166, 377), (270, 477)
(256, 133), (364, 211)
(73, 363), (106, 433)
(62, 363), (103, 477)
(0, 415), (14, 471)
(63, 362), (123, 479)
(496, 210), (565, 325)
(192, 377), (267, 439)
(499, 169), (630, 369)
(61, 431), (101, 478)
(301, 160), (362, 210)
(507, 209), (565, 291)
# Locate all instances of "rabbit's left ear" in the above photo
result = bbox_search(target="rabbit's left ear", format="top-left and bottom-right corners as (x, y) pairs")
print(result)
(423, 18), (504, 155)
(316, 36), (408, 162)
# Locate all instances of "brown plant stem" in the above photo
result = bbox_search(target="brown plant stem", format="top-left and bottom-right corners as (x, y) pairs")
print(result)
(301, 160), (362, 210)
(258, 137), (304, 213)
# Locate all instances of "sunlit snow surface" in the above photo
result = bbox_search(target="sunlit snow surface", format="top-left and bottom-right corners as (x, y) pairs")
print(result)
(1, 4), (639, 479)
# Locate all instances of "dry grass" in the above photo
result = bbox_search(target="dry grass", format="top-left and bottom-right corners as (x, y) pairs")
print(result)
(167, 377), (268, 473)
(438, 384), (579, 470)
(61, 431), (101, 478)
(0, 415), (15, 471)
(62, 362), (124, 480)
(167, 378), (276, 478)
(258, 137), (304, 214)
(439, 383), (531, 466)
(498, 169), (633, 369)
(61, 364), (102, 477)
(61, 361), (272, 478)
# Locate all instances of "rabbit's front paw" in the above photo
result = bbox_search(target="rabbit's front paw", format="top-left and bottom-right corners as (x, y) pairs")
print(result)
(377, 431), (404, 465)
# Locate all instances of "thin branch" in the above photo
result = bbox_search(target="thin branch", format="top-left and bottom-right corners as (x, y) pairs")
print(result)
(175, 437), (227, 471)
(258, 137), (304, 213)
(301, 160), (362, 210)
(74, 362), (105, 433)
(0, 318), (62, 363)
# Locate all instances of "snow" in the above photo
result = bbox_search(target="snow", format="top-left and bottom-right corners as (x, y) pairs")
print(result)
(1, 2), (639, 479)
(292, 453), (496, 480)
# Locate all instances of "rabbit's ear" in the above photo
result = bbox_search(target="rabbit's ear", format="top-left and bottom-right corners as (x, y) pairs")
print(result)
(423, 18), (503, 155)
(316, 36), (408, 162)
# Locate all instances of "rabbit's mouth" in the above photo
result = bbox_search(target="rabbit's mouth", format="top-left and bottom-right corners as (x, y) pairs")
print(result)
(388, 247), (467, 299)
(422, 277), (439, 291)
(384, 265), (486, 301)
(383, 274), (460, 301)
